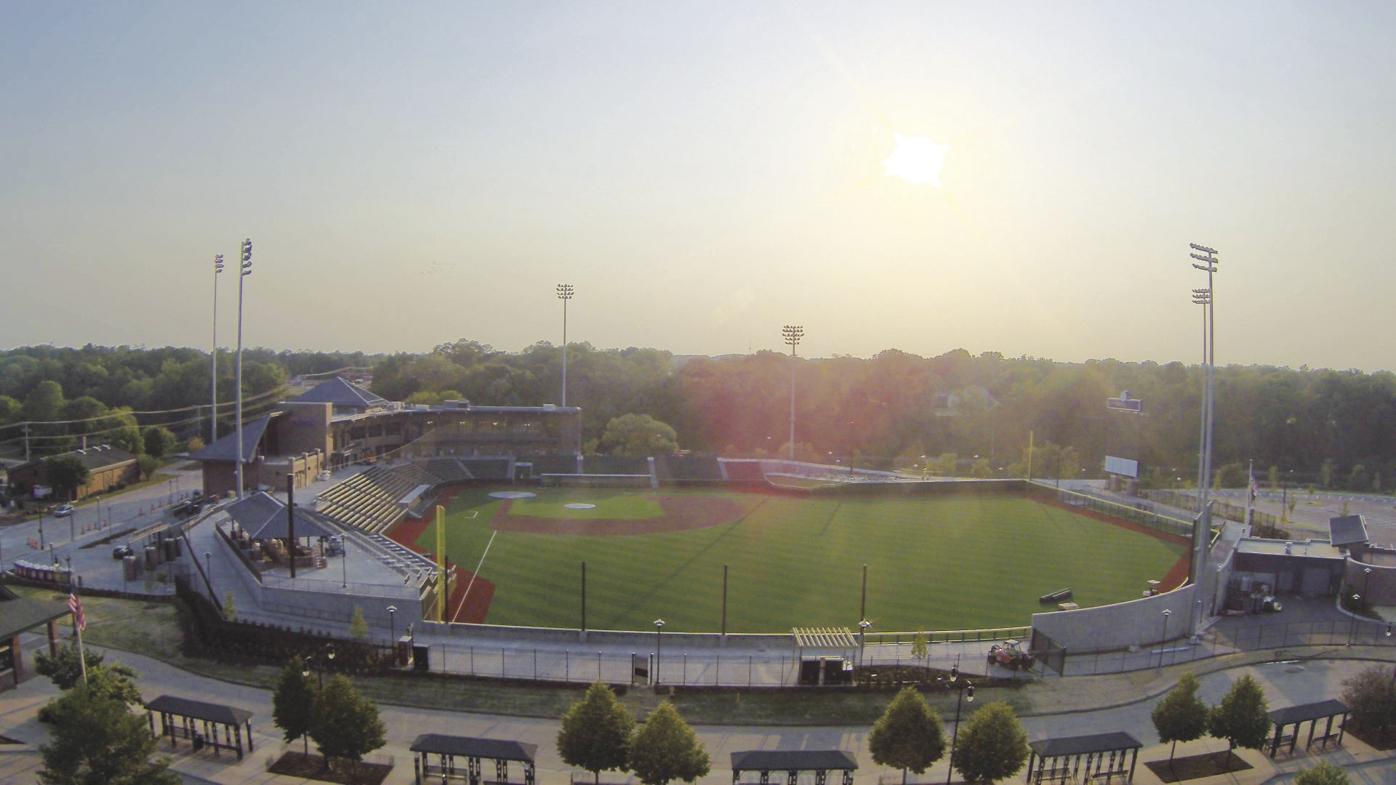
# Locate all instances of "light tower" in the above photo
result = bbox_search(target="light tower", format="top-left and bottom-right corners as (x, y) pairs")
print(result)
(556, 284), (574, 408)
(234, 238), (252, 499)
(210, 254), (224, 444)
(1188, 242), (1218, 635)
(782, 325), (803, 460)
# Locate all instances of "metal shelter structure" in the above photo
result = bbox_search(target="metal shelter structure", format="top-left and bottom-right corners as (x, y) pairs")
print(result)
(144, 695), (253, 760)
(1266, 699), (1349, 758)
(409, 734), (537, 785)
(730, 749), (857, 785)
(1024, 732), (1142, 784)
(792, 627), (857, 685)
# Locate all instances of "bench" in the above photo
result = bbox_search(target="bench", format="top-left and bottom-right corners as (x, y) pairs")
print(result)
(1039, 588), (1073, 604)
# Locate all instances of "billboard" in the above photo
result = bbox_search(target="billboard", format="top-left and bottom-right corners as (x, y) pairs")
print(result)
(1104, 455), (1139, 478)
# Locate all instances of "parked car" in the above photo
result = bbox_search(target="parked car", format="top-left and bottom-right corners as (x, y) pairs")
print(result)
(53, 503), (75, 518)
(112, 544), (133, 559)
(172, 499), (194, 517)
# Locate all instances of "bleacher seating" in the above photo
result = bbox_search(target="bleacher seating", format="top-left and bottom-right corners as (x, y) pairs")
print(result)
(316, 463), (447, 533)
(419, 457), (472, 483)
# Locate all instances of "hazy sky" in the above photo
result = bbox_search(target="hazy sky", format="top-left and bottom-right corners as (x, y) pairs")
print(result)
(5, 2), (1396, 371)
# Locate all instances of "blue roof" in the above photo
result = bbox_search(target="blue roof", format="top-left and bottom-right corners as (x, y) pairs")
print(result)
(293, 377), (387, 409)
(190, 415), (272, 463)
(1329, 515), (1369, 547)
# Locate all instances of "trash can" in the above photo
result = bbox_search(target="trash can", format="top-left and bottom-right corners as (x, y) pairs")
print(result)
(412, 644), (430, 672)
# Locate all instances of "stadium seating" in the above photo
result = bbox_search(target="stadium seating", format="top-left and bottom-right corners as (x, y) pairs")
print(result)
(459, 457), (511, 480)
(315, 463), (448, 533)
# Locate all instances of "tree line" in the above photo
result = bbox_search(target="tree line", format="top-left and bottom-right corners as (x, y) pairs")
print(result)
(6, 341), (1396, 491)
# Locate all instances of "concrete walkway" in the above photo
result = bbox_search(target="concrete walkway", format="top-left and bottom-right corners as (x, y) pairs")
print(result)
(1, 644), (1394, 785)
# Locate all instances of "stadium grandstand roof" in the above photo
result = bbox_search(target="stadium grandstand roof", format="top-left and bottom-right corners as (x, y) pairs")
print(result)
(0, 585), (69, 640)
(189, 415), (275, 464)
(292, 376), (388, 410)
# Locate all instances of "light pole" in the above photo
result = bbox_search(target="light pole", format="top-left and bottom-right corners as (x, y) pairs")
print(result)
(1158, 608), (1172, 669)
(557, 284), (573, 407)
(1349, 594), (1362, 645)
(653, 618), (665, 685)
(234, 238), (252, 499)
(944, 665), (974, 785)
(782, 325), (803, 460)
(203, 551), (214, 602)
(1189, 242), (1219, 636)
(387, 605), (398, 645)
(210, 253), (224, 444)
(858, 619), (871, 666)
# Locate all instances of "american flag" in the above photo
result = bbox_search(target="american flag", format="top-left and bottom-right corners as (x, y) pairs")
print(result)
(67, 593), (86, 632)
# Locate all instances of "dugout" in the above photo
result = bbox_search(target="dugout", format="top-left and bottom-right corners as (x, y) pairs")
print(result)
(1024, 732), (1142, 784)
(792, 627), (855, 686)
(1227, 538), (1346, 609)
(145, 695), (254, 759)
(1265, 699), (1349, 758)
(730, 749), (857, 785)
(409, 734), (537, 785)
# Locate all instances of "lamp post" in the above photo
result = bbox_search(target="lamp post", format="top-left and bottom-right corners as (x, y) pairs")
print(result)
(653, 618), (665, 685)
(782, 325), (803, 460)
(303, 645), (335, 688)
(1158, 609), (1172, 670)
(387, 604), (398, 645)
(944, 664), (974, 785)
(1349, 594), (1361, 646)
(38, 512), (44, 550)
(557, 284), (574, 407)
(858, 619), (872, 667)
(1189, 243), (1218, 636)
(210, 254), (224, 444)
(234, 238), (252, 499)
(203, 551), (214, 602)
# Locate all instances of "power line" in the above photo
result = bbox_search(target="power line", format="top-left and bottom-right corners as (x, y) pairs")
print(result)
(0, 385), (287, 432)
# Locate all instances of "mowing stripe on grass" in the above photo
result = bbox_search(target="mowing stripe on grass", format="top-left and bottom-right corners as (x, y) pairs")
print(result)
(451, 528), (498, 624)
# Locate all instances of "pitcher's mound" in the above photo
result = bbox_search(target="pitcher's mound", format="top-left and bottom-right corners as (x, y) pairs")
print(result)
(490, 491), (537, 500)
(564, 503), (597, 510)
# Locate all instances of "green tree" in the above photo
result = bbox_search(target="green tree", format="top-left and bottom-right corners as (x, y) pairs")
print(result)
(39, 681), (180, 785)
(952, 702), (1029, 784)
(349, 606), (369, 639)
(35, 644), (107, 690)
(628, 701), (710, 785)
(911, 631), (929, 662)
(273, 657), (317, 756)
(309, 675), (386, 773)
(1151, 672), (1208, 763)
(1267, 465), (1279, 489)
(0, 394), (20, 424)
(557, 682), (635, 784)
(136, 454), (160, 481)
(868, 687), (946, 784)
(1340, 665), (1396, 734)
(108, 425), (143, 455)
(970, 457), (993, 479)
(935, 453), (958, 476)
(223, 591), (236, 621)
(599, 414), (679, 457)
(23, 380), (66, 421)
(35, 646), (142, 708)
(1207, 675), (1271, 761)
(1293, 761), (1350, 785)
(142, 426), (177, 458)
(44, 455), (90, 500)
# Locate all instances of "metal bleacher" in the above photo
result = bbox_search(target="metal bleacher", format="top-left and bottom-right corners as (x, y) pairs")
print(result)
(316, 463), (447, 534)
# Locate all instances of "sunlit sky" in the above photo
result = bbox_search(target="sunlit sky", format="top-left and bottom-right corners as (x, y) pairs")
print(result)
(5, 2), (1396, 371)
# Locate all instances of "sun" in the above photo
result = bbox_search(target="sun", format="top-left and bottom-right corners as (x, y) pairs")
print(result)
(882, 133), (949, 187)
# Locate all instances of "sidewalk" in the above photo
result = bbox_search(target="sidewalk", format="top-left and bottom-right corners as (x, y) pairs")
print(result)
(1, 645), (1393, 785)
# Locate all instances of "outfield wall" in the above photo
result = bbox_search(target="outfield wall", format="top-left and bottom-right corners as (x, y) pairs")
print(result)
(1030, 583), (1197, 654)
(416, 620), (793, 650)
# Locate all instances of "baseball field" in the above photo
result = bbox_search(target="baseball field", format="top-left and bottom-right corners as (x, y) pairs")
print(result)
(397, 487), (1188, 633)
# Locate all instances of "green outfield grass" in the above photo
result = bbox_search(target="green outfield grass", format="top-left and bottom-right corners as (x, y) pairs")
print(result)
(507, 491), (665, 520)
(416, 488), (1185, 633)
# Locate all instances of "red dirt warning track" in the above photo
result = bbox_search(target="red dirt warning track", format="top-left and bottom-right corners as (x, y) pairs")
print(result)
(385, 484), (495, 623)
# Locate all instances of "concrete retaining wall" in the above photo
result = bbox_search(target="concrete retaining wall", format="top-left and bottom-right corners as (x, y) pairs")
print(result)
(1031, 584), (1196, 654)
(416, 620), (793, 651)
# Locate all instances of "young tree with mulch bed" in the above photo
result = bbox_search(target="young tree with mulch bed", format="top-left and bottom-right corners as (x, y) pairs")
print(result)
(952, 701), (1029, 784)
(1293, 761), (1350, 785)
(1207, 675), (1271, 763)
(868, 686), (946, 785)
(1152, 673), (1208, 765)
(628, 701), (710, 785)
(310, 675), (387, 776)
(274, 656), (318, 756)
(558, 682), (635, 784)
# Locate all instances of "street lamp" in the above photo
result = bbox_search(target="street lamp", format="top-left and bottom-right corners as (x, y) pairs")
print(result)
(387, 604), (398, 644)
(234, 237), (252, 499)
(1158, 609), (1172, 669)
(1350, 594), (1362, 645)
(782, 325), (803, 460)
(944, 664), (975, 785)
(858, 619), (872, 666)
(302, 645), (336, 688)
(556, 284), (574, 407)
(210, 253), (224, 444)
(653, 618), (665, 685)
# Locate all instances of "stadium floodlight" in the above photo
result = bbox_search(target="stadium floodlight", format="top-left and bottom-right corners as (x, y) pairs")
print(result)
(210, 254), (224, 445)
(234, 239), (252, 499)
(1187, 242), (1218, 637)
(782, 325), (804, 461)
(557, 284), (574, 409)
